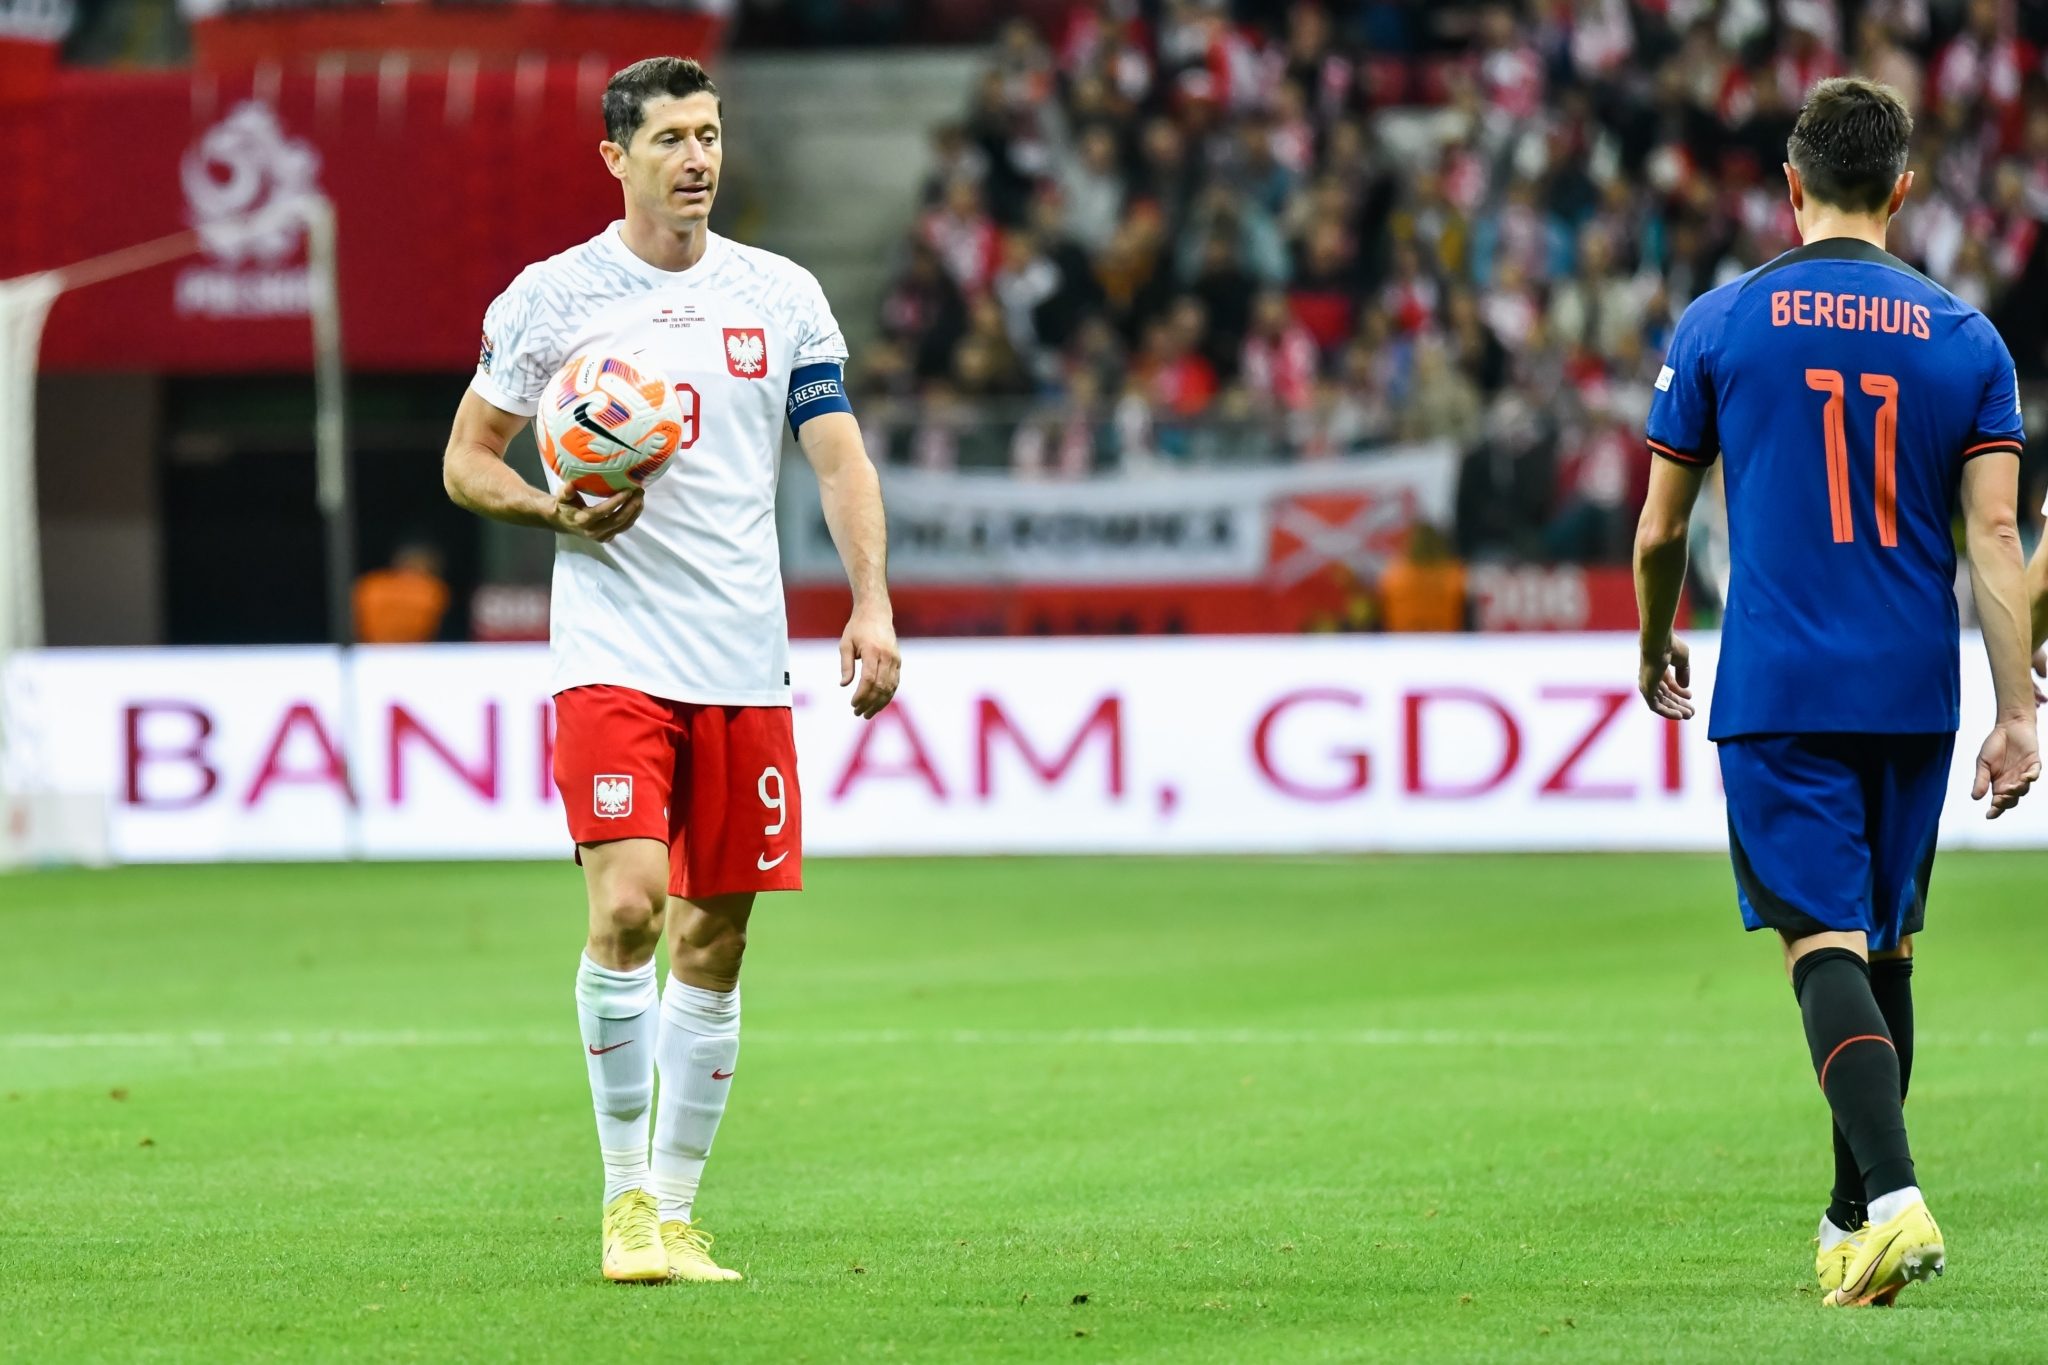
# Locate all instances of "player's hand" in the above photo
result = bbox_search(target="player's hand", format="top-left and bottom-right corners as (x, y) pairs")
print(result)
(548, 483), (644, 543)
(1971, 713), (2041, 819)
(2033, 646), (2046, 706)
(840, 604), (901, 719)
(1638, 636), (1694, 720)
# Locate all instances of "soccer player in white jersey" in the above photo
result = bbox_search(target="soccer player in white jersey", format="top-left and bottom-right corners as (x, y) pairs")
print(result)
(442, 56), (899, 1284)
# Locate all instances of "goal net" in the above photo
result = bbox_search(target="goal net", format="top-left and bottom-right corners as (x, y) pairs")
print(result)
(0, 194), (344, 870)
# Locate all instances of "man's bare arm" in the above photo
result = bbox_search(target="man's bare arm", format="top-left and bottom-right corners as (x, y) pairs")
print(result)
(797, 411), (899, 717)
(797, 411), (889, 608)
(1961, 452), (2040, 816)
(442, 387), (643, 542)
(1633, 455), (1708, 719)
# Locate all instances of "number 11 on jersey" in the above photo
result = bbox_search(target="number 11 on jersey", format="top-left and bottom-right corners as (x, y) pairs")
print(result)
(1806, 368), (1899, 548)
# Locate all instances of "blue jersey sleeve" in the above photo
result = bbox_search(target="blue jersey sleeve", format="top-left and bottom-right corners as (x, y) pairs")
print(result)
(1645, 294), (1721, 468)
(1964, 319), (2025, 461)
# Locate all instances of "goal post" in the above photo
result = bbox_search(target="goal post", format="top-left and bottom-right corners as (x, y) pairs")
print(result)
(0, 272), (62, 669)
(0, 193), (347, 869)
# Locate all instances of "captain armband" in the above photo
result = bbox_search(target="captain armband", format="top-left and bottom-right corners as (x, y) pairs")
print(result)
(786, 362), (853, 433)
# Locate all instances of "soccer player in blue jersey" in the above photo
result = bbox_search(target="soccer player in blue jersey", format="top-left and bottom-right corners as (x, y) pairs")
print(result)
(1634, 78), (2039, 1309)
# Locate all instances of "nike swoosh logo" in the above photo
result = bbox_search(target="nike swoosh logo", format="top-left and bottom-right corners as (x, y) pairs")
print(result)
(587, 1040), (633, 1056)
(572, 401), (642, 453)
(757, 851), (789, 871)
(1843, 1230), (1900, 1300)
(711, 1069), (734, 1080)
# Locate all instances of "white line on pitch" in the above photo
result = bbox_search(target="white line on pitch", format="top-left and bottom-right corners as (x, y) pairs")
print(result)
(4, 1028), (2045, 1050)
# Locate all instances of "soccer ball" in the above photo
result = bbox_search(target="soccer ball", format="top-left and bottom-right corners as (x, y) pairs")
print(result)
(536, 354), (685, 496)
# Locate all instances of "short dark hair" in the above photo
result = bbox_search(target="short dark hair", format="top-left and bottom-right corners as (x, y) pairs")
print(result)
(1787, 77), (1913, 214)
(604, 56), (720, 147)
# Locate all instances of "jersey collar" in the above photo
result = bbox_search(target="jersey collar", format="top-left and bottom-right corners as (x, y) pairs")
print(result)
(604, 221), (725, 285)
(1747, 235), (1943, 293)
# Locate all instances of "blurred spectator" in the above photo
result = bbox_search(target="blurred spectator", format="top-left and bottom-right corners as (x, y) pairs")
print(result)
(1097, 203), (1174, 336)
(1399, 336), (1484, 449)
(1132, 115), (1201, 231)
(921, 123), (988, 206)
(354, 545), (449, 645)
(1380, 523), (1468, 632)
(1379, 240), (1442, 336)
(1474, 3), (1546, 125)
(1057, 123), (1128, 254)
(1139, 298), (1219, 419)
(921, 176), (999, 294)
(1240, 288), (1318, 411)
(1013, 367), (1115, 478)
(1547, 225), (1644, 362)
(1026, 191), (1108, 345)
(1180, 183), (1291, 284)
(991, 229), (1063, 382)
(1855, 11), (1924, 113)
(1440, 288), (1499, 391)
(964, 68), (1040, 223)
(1929, 0), (2033, 149)
(957, 296), (1031, 396)
(1546, 381), (1638, 563)
(881, 239), (968, 380)
(1289, 217), (1360, 348)
(912, 378), (1013, 471)
(1231, 113), (1302, 218)
(1203, 383), (1284, 463)
(1187, 231), (1257, 371)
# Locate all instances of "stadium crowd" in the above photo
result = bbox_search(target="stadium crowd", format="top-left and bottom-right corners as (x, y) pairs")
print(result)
(861, 0), (2048, 563)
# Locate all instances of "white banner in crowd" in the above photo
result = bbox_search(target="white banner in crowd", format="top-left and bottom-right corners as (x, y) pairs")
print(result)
(5, 635), (2043, 863)
(779, 444), (1461, 586)
(0, 0), (72, 42)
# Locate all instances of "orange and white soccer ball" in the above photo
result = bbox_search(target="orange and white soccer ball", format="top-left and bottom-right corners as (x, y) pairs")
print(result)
(536, 354), (685, 496)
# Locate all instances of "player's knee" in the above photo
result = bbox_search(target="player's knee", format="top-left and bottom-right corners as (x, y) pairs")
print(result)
(589, 881), (666, 958)
(673, 905), (748, 980)
(688, 918), (748, 970)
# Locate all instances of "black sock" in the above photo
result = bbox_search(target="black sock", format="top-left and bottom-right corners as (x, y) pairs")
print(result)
(1828, 958), (1918, 1226)
(1828, 1123), (1865, 1230)
(1792, 948), (1916, 1202)
(1870, 957), (1915, 1100)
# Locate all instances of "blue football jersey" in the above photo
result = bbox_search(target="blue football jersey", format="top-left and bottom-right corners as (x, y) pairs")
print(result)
(1646, 238), (2026, 739)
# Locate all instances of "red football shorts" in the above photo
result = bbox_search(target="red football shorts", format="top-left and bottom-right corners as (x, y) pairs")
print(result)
(552, 685), (802, 899)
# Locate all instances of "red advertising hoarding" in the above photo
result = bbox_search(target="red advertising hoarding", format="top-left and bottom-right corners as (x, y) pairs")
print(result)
(1, 64), (673, 372)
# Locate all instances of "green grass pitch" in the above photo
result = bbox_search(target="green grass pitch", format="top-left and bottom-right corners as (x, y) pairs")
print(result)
(3, 854), (2046, 1363)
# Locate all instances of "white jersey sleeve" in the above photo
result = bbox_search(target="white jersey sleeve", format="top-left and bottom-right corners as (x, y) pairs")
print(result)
(790, 267), (849, 368)
(471, 269), (564, 418)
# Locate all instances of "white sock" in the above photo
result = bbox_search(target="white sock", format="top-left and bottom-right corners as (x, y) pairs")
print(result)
(574, 952), (658, 1203)
(1868, 1185), (1924, 1227)
(652, 977), (740, 1224)
(1818, 1214), (1857, 1251)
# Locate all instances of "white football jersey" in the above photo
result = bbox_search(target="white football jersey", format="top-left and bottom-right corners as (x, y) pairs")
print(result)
(471, 223), (846, 706)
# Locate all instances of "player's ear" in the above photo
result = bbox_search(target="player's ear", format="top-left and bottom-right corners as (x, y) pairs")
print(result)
(1888, 170), (1914, 217)
(598, 140), (629, 183)
(1783, 162), (1803, 214)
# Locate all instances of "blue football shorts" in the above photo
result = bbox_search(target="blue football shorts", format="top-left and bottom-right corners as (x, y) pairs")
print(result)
(1718, 731), (1955, 953)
